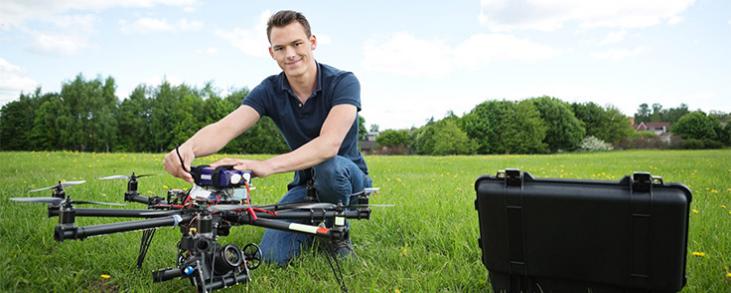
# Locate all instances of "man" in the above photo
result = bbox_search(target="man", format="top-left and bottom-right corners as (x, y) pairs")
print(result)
(162, 10), (370, 266)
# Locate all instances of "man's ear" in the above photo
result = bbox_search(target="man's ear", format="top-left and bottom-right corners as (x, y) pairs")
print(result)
(310, 35), (317, 50)
(268, 47), (275, 59)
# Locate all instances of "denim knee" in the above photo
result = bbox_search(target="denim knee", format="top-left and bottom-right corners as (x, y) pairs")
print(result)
(313, 156), (364, 205)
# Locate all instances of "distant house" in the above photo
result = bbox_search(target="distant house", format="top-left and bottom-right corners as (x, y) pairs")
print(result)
(359, 131), (380, 154)
(635, 121), (671, 136)
(359, 140), (376, 154)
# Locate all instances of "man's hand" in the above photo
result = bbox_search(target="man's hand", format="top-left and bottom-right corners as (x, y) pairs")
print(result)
(209, 158), (275, 178)
(163, 145), (195, 183)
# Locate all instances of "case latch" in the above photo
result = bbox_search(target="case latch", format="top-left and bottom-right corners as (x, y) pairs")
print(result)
(498, 168), (523, 187)
(632, 172), (663, 192)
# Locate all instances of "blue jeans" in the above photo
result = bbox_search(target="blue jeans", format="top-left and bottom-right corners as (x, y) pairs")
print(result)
(259, 156), (371, 266)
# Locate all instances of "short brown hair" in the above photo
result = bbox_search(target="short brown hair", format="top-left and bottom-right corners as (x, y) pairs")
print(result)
(266, 10), (312, 42)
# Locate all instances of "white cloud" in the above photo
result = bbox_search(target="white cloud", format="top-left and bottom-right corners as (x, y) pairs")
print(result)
(48, 14), (96, 32)
(122, 17), (174, 33)
(599, 30), (627, 45)
(0, 0), (197, 29)
(216, 10), (271, 58)
(120, 17), (203, 34)
(177, 18), (203, 31)
(30, 33), (90, 55)
(454, 33), (559, 67)
(0, 58), (39, 105)
(196, 47), (219, 56)
(591, 46), (648, 61)
(479, 0), (696, 32)
(363, 32), (453, 77)
(362, 32), (558, 77)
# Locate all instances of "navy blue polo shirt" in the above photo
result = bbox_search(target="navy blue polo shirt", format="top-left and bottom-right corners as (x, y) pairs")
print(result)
(243, 62), (368, 187)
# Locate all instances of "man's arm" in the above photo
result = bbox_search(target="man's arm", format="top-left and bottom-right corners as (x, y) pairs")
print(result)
(210, 104), (357, 177)
(163, 105), (260, 182)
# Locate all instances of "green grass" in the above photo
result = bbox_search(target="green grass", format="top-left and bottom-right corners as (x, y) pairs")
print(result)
(0, 150), (729, 292)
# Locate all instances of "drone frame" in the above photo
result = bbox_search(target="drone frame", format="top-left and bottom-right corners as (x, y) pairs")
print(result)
(17, 173), (376, 293)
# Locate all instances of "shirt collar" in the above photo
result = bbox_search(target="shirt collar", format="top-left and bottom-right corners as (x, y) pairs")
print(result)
(280, 61), (322, 98)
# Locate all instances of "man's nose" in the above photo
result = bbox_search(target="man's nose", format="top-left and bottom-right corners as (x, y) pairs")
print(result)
(285, 46), (297, 59)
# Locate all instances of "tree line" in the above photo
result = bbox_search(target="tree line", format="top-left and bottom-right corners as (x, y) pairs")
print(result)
(0, 74), (300, 153)
(1, 74), (728, 155)
(375, 97), (731, 155)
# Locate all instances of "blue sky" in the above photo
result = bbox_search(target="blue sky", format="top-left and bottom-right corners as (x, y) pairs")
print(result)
(1, 0), (730, 130)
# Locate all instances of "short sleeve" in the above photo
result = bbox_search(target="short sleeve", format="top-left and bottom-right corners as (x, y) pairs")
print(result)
(242, 82), (269, 117)
(331, 72), (361, 111)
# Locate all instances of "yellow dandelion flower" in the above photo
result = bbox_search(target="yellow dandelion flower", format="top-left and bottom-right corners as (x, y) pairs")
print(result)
(722, 205), (727, 209)
(726, 272), (731, 279)
(691, 252), (705, 257)
(100, 274), (111, 279)
(710, 189), (719, 193)
(395, 289), (401, 293)
(692, 209), (699, 214)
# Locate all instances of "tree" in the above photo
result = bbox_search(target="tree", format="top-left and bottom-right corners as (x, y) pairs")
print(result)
(369, 124), (379, 133)
(635, 103), (651, 123)
(528, 96), (585, 152)
(0, 92), (38, 150)
(572, 102), (632, 145)
(358, 115), (367, 141)
(462, 100), (546, 154)
(376, 129), (410, 148)
(414, 119), (476, 155)
(663, 104), (689, 123)
(461, 102), (493, 153)
(117, 86), (153, 152)
(672, 111), (719, 141)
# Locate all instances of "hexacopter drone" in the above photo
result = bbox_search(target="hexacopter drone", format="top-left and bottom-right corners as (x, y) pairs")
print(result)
(11, 165), (378, 292)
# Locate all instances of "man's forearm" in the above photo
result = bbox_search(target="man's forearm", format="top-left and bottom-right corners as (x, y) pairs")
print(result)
(180, 123), (232, 157)
(264, 135), (339, 174)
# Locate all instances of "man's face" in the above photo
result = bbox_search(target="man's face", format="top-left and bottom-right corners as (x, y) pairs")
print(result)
(268, 22), (317, 79)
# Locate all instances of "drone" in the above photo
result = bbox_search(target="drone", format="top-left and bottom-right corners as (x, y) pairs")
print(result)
(11, 165), (380, 293)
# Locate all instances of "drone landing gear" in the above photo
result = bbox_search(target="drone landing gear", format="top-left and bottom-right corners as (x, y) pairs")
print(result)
(137, 228), (156, 269)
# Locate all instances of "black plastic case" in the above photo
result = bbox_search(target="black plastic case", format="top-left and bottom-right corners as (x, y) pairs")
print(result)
(475, 169), (691, 293)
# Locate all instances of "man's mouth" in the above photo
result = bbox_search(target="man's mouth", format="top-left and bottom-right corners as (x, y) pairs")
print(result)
(286, 59), (302, 66)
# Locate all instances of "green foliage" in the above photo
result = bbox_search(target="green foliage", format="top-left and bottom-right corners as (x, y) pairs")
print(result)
(635, 103), (689, 124)
(462, 100), (546, 154)
(414, 119), (476, 155)
(358, 115), (367, 141)
(672, 111), (719, 141)
(117, 86), (153, 152)
(528, 96), (585, 152)
(572, 102), (632, 144)
(0, 91), (39, 150)
(376, 129), (410, 148)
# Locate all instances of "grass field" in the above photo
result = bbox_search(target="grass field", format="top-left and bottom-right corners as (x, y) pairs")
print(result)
(0, 150), (729, 292)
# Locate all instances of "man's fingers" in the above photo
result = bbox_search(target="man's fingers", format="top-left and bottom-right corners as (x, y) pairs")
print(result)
(210, 158), (237, 168)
